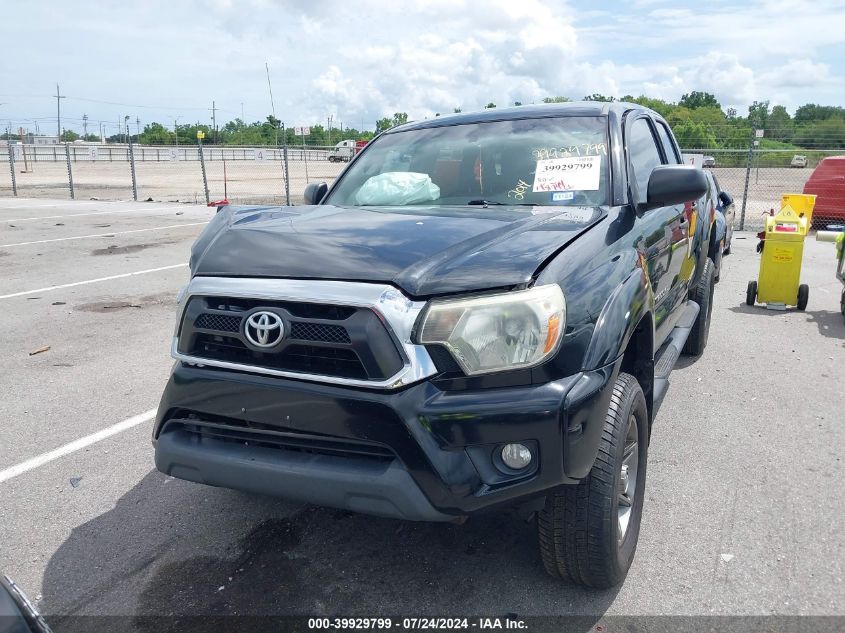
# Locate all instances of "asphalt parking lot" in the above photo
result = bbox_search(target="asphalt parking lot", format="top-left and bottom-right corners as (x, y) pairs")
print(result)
(0, 198), (843, 629)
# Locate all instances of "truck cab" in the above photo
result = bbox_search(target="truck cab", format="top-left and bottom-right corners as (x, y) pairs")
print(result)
(328, 139), (357, 162)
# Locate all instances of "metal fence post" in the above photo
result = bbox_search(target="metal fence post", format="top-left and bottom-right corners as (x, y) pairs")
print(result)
(128, 133), (138, 201)
(283, 143), (290, 205)
(198, 138), (210, 204)
(738, 128), (754, 231)
(7, 144), (17, 196)
(64, 143), (75, 199)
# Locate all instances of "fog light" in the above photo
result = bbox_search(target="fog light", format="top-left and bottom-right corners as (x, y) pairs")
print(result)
(501, 443), (532, 470)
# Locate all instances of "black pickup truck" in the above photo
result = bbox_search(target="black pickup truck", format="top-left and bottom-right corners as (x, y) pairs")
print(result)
(154, 102), (715, 588)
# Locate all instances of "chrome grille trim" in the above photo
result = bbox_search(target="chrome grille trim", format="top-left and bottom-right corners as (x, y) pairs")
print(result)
(172, 277), (437, 389)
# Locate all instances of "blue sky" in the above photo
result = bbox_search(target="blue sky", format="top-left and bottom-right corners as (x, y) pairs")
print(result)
(1, 0), (844, 136)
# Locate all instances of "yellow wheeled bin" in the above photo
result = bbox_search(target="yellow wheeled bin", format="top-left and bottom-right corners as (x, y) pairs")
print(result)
(746, 193), (816, 310)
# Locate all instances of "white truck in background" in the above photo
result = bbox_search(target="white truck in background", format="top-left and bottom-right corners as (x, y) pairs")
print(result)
(328, 139), (358, 162)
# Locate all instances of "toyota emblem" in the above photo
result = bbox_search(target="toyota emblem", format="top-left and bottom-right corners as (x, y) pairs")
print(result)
(244, 311), (285, 348)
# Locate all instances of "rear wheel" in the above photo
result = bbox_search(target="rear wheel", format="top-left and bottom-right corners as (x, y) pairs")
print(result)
(746, 281), (757, 307)
(797, 284), (809, 311)
(683, 258), (716, 356)
(714, 241), (724, 282)
(538, 372), (648, 588)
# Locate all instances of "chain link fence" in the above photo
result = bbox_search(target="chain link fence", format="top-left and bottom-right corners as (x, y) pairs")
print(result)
(684, 148), (845, 230)
(0, 142), (349, 205)
(1, 141), (842, 230)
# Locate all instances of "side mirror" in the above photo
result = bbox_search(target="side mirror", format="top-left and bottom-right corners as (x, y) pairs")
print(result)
(718, 191), (734, 207)
(643, 165), (708, 211)
(303, 182), (328, 205)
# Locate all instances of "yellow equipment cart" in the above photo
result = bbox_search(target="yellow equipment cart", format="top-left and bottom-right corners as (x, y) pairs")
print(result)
(746, 193), (816, 310)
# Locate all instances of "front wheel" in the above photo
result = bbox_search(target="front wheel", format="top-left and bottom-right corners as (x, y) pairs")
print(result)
(538, 372), (649, 588)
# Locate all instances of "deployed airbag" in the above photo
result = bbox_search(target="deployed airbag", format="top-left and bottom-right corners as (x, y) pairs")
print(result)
(355, 172), (440, 206)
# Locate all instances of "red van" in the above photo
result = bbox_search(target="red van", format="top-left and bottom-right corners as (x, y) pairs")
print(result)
(803, 156), (845, 228)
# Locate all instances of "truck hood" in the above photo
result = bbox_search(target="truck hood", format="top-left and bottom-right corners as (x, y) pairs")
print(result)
(191, 204), (605, 297)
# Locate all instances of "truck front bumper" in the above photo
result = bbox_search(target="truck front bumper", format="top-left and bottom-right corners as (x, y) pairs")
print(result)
(153, 361), (620, 521)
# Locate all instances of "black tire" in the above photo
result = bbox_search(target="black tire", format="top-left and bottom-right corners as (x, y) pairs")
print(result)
(840, 289), (845, 316)
(538, 372), (649, 588)
(746, 281), (757, 307)
(714, 241), (724, 283)
(682, 258), (716, 356)
(797, 284), (809, 311)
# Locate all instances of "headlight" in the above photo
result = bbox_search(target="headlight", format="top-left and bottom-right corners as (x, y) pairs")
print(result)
(416, 285), (565, 375)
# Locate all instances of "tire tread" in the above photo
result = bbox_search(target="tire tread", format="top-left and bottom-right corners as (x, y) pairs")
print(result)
(538, 372), (647, 588)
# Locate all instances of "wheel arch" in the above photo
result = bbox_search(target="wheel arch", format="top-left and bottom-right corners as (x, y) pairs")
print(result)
(618, 311), (655, 426)
(581, 264), (653, 372)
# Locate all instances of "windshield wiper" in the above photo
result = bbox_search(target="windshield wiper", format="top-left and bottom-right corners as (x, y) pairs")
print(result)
(466, 199), (506, 206)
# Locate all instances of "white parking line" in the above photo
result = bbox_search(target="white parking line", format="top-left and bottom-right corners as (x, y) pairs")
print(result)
(2, 207), (188, 222)
(0, 222), (207, 248)
(0, 409), (157, 484)
(0, 263), (187, 300)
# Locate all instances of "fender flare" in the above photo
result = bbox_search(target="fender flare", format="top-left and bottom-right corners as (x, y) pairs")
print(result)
(581, 260), (654, 372)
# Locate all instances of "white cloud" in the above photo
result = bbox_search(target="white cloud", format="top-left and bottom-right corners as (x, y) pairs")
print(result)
(0, 0), (843, 134)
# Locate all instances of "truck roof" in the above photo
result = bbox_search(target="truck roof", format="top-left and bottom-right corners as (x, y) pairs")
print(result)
(389, 101), (659, 133)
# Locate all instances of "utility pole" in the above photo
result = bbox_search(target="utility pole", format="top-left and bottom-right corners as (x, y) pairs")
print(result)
(210, 100), (217, 143)
(136, 116), (140, 138)
(55, 83), (66, 139)
(82, 113), (88, 138)
(327, 114), (333, 146)
(265, 62), (279, 147)
(172, 116), (180, 147)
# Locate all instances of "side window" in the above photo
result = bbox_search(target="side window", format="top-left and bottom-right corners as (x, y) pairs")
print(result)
(656, 123), (681, 164)
(627, 118), (663, 200)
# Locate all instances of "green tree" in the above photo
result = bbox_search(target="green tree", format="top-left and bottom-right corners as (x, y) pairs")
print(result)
(748, 100), (770, 130)
(392, 112), (408, 127)
(621, 95), (675, 118)
(794, 103), (845, 125)
(767, 105), (793, 142)
(60, 129), (79, 142)
(375, 117), (393, 133)
(542, 96), (571, 103)
(679, 91), (720, 110)
(793, 117), (845, 149)
(484, 102), (496, 109)
(139, 122), (175, 145)
(671, 120), (717, 149)
(583, 94), (614, 102)
(453, 107), (462, 113)
(513, 101), (523, 106)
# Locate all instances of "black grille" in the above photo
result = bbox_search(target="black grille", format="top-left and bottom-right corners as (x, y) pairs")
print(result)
(192, 335), (368, 379)
(195, 313), (241, 333)
(290, 321), (351, 344)
(163, 416), (395, 462)
(179, 295), (404, 382)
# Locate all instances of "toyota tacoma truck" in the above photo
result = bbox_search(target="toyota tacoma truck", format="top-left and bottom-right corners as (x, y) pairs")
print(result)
(154, 102), (715, 588)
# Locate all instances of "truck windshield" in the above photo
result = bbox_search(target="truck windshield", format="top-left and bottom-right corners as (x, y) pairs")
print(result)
(324, 116), (609, 207)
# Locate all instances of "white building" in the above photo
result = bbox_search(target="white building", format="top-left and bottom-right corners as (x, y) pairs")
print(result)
(31, 135), (60, 145)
